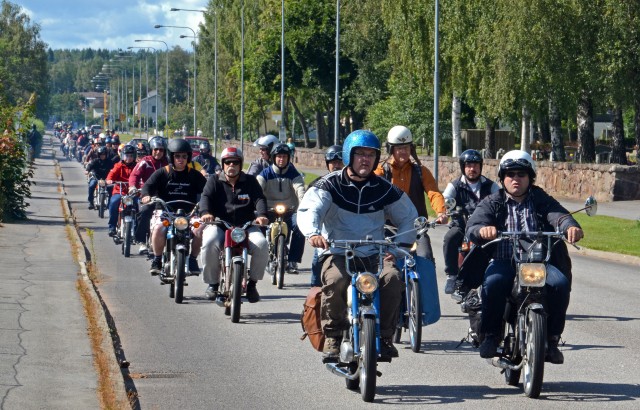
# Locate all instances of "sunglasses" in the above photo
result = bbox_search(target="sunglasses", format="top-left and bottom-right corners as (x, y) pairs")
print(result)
(325, 151), (343, 161)
(505, 171), (528, 178)
(173, 153), (189, 160)
(152, 148), (165, 152)
(224, 160), (241, 166)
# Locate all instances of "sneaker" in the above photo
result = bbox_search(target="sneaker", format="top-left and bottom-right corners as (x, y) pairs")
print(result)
(108, 228), (117, 237)
(322, 336), (341, 360)
(88, 203), (95, 210)
(479, 334), (499, 358)
(188, 256), (201, 275)
(287, 262), (299, 274)
(149, 259), (162, 276)
(381, 338), (399, 358)
(205, 284), (219, 301)
(545, 335), (564, 364)
(246, 280), (260, 303)
(138, 244), (148, 255)
(444, 275), (457, 295)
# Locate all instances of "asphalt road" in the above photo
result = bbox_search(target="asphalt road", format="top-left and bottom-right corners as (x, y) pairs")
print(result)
(57, 153), (640, 409)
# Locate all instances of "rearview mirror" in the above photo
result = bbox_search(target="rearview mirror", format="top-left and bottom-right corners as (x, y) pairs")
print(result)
(444, 198), (456, 211)
(585, 196), (597, 217)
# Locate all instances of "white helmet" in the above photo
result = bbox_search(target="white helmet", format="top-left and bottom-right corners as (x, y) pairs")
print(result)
(386, 125), (413, 153)
(498, 150), (537, 180)
(98, 132), (106, 140)
(196, 130), (203, 137)
(253, 134), (279, 151)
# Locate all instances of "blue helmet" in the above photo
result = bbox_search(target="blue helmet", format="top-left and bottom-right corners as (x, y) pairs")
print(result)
(342, 130), (381, 168)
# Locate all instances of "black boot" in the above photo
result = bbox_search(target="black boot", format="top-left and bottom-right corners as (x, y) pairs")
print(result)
(246, 280), (260, 303)
(545, 335), (564, 364)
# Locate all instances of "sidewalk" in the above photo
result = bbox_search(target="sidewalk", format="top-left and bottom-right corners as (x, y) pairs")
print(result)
(0, 137), (99, 409)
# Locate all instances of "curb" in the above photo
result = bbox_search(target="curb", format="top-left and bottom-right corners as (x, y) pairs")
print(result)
(56, 158), (131, 407)
(567, 243), (640, 266)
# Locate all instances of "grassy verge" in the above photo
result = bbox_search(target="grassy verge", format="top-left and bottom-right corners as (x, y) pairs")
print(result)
(573, 213), (640, 257)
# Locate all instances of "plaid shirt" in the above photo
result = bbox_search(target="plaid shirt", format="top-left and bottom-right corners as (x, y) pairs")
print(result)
(495, 194), (538, 260)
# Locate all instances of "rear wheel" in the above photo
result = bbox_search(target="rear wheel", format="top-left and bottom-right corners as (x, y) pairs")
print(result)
(408, 278), (423, 353)
(123, 220), (132, 257)
(360, 316), (377, 402)
(276, 236), (285, 289)
(523, 310), (546, 398)
(230, 261), (244, 323)
(174, 250), (186, 304)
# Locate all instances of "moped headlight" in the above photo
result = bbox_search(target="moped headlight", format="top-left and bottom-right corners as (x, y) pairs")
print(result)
(355, 273), (378, 295)
(518, 263), (547, 287)
(231, 227), (246, 243)
(98, 180), (106, 187)
(123, 196), (134, 206)
(275, 204), (286, 214)
(174, 217), (189, 231)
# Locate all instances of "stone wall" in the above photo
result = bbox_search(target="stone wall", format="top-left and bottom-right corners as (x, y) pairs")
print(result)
(225, 141), (640, 202)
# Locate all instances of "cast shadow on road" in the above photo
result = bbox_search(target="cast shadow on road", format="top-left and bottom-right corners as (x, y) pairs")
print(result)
(236, 311), (302, 325)
(567, 313), (640, 322)
(395, 339), (479, 356)
(372, 380), (640, 404)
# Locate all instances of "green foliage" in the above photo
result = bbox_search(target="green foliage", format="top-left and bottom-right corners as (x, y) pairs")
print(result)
(574, 213), (640, 258)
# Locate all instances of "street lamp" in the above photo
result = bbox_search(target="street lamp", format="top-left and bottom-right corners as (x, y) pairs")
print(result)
(135, 45), (158, 128)
(156, 24), (197, 134)
(335, 0), (340, 146)
(136, 39), (169, 131)
(171, 7), (218, 154)
(281, 0), (286, 143)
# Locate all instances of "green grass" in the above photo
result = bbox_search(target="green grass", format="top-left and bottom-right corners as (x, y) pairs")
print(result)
(574, 213), (640, 257)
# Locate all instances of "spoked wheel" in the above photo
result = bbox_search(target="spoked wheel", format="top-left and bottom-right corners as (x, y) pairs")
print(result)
(523, 310), (546, 398)
(359, 316), (377, 402)
(230, 261), (244, 323)
(503, 321), (521, 386)
(98, 192), (106, 218)
(276, 236), (285, 289)
(123, 220), (132, 257)
(174, 250), (186, 304)
(408, 278), (422, 353)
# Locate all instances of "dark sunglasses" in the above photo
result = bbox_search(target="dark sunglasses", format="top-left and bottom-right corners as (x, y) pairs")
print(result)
(224, 160), (241, 166)
(505, 171), (528, 178)
(325, 151), (343, 161)
(173, 153), (189, 159)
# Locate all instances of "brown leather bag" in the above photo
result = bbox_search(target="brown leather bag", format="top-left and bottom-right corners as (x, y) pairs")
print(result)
(300, 286), (325, 351)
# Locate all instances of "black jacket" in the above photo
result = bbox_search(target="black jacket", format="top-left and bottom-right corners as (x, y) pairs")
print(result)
(141, 165), (207, 212)
(199, 172), (267, 226)
(86, 158), (115, 180)
(460, 186), (581, 289)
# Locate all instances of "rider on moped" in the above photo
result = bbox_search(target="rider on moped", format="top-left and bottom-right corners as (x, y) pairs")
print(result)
(465, 150), (583, 364)
(106, 145), (137, 236)
(193, 140), (221, 177)
(85, 146), (115, 210)
(257, 143), (306, 273)
(140, 139), (208, 276)
(441, 149), (499, 294)
(247, 134), (279, 176)
(198, 147), (269, 302)
(298, 130), (418, 360)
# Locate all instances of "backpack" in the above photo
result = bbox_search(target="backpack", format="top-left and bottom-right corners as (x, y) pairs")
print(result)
(300, 286), (325, 351)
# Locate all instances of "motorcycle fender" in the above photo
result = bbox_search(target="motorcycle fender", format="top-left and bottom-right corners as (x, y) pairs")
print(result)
(526, 303), (544, 313)
(270, 222), (287, 242)
(231, 255), (245, 265)
(124, 216), (133, 223)
(176, 244), (188, 251)
(359, 306), (376, 319)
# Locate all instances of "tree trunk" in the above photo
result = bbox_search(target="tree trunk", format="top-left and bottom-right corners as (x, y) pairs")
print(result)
(577, 91), (595, 163)
(350, 110), (364, 134)
(452, 94), (462, 157)
(484, 117), (496, 159)
(548, 98), (566, 161)
(315, 111), (327, 149)
(634, 95), (640, 160)
(539, 119), (551, 143)
(289, 97), (310, 148)
(610, 106), (627, 165)
(521, 105), (530, 153)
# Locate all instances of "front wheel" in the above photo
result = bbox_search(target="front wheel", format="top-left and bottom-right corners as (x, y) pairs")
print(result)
(123, 220), (132, 257)
(408, 278), (423, 353)
(98, 192), (106, 219)
(360, 316), (377, 402)
(276, 236), (285, 289)
(174, 250), (186, 304)
(523, 310), (546, 398)
(230, 261), (244, 323)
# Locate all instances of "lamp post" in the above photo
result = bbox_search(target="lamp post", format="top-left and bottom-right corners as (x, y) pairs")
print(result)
(129, 46), (158, 134)
(171, 7), (218, 154)
(156, 24), (197, 134)
(280, 0), (286, 143)
(334, 0), (340, 145)
(136, 39), (169, 131)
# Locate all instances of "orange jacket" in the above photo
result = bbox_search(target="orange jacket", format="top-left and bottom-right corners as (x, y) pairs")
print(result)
(374, 158), (446, 215)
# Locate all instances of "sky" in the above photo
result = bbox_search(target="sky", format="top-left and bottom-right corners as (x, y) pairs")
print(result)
(16, 0), (207, 51)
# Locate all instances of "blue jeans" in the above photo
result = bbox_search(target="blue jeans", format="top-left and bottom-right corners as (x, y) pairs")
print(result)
(310, 249), (322, 286)
(285, 213), (305, 263)
(108, 194), (121, 230)
(480, 259), (570, 336)
(88, 178), (97, 203)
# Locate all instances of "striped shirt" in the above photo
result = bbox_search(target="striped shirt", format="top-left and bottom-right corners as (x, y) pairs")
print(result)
(495, 195), (538, 260)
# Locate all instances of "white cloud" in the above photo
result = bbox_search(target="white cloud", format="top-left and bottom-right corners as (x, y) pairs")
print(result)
(17, 0), (206, 50)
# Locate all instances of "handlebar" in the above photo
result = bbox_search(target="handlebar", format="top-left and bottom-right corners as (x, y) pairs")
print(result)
(147, 197), (199, 217)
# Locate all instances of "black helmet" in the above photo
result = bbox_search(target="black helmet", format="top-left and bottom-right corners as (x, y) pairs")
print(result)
(149, 136), (167, 150)
(167, 138), (193, 163)
(121, 144), (136, 158)
(459, 149), (483, 174)
(97, 146), (107, 156)
(325, 145), (343, 166)
(270, 143), (291, 162)
(199, 140), (211, 153)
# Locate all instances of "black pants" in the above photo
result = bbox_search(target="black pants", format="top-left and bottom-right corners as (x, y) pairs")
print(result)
(134, 204), (154, 244)
(443, 226), (465, 276)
